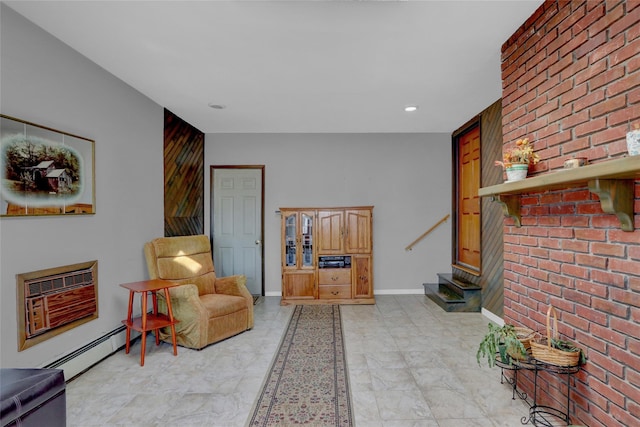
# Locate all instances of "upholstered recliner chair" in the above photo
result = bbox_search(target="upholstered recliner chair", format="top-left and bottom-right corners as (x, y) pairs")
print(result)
(144, 235), (254, 350)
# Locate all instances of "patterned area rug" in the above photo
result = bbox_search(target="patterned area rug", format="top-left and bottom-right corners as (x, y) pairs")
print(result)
(247, 305), (353, 426)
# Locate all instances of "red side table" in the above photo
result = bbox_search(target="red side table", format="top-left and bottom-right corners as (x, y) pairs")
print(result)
(120, 279), (180, 366)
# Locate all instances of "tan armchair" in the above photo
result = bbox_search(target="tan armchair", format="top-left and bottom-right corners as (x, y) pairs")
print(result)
(144, 235), (254, 350)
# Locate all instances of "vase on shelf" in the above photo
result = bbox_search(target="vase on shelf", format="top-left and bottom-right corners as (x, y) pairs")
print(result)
(505, 163), (529, 182)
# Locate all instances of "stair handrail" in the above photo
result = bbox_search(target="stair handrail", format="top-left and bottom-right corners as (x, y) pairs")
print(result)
(405, 214), (450, 251)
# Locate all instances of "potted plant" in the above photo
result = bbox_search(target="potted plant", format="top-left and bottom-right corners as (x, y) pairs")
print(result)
(494, 137), (540, 182)
(476, 323), (528, 368)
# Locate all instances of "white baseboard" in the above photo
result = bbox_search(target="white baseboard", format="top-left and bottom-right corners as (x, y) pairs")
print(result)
(265, 289), (425, 297)
(481, 308), (504, 326)
(41, 327), (137, 381)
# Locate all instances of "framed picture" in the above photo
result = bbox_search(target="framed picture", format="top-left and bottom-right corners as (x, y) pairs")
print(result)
(1, 115), (95, 216)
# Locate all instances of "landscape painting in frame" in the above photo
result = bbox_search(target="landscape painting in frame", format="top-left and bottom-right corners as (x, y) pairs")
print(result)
(1, 115), (95, 216)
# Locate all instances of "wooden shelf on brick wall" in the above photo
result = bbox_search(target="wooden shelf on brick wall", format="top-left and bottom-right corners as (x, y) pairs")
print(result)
(478, 156), (640, 231)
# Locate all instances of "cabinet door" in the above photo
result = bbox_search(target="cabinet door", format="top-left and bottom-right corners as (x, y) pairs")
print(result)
(282, 212), (298, 270)
(282, 272), (316, 299)
(281, 210), (315, 270)
(352, 255), (372, 298)
(317, 210), (344, 254)
(345, 209), (372, 253)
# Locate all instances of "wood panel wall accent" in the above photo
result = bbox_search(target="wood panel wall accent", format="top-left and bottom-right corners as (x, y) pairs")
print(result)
(451, 99), (504, 315)
(163, 109), (204, 237)
(478, 99), (505, 316)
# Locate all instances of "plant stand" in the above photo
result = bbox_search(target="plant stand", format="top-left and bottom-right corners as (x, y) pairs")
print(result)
(495, 353), (581, 426)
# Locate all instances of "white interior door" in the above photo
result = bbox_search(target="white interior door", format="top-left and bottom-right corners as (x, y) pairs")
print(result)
(211, 167), (263, 296)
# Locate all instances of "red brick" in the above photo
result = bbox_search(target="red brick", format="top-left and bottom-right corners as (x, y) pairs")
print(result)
(560, 136), (590, 154)
(560, 109), (589, 128)
(591, 242), (626, 257)
(609, 402), (640, 427)
(577, 200), (605, 214)
(610, 229), (640, 243)
(576, 279), (609, 298)
(589, 67), (625, 90)
(611, 288), (640, 308)
(573, 89), (606, 112)
(592, 297), (631, 319)
(538, 73), (561, 94)
(575, 228), (607, 241)
(557, 3), (587, 35)
(590, 32), (626, 63)
(561, 30), (590, 58)
(561, 215), (591, 228)
(610, 258), (640, 275)
(575, 57), (607, 85)
(588, 2), (625, 37)
(606, 72), (640, 97)
(576, 253), (609, 269)
(609, 3), (640, 37)
(561, 263), (590, 279)
(609, 103), (640, 126)
(611, 37), (640, 67)
(588, 351), (626, 379)
(591, 269), (626, 287)
(575, 30), (608, 59)
(575, 116), (608, 136)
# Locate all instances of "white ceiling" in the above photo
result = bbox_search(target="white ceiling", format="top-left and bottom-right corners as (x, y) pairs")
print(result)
(5, 1), (543, 134)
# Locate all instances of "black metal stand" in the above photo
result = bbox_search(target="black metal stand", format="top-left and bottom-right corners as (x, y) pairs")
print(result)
(495, 354), (580, 426)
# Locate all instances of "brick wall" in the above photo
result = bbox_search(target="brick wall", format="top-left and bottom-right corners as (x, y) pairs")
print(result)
(500, 1), (640, 426)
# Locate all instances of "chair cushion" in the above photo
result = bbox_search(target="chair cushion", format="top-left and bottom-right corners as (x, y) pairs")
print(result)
(200, 294), (247, 318)
(150, 235), (217, 295)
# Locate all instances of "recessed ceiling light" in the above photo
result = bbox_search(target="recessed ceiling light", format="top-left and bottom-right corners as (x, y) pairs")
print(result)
(208, 103), (226, 110)
(404, 105), (418, 112)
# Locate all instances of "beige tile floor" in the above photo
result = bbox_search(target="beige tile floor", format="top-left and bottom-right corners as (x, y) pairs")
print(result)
(66, 295), (530, 426)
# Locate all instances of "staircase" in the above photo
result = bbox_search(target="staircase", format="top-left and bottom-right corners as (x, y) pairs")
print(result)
(423, 273), (481, 312)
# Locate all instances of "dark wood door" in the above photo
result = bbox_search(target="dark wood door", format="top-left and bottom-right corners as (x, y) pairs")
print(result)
(456, 125), (481, 272)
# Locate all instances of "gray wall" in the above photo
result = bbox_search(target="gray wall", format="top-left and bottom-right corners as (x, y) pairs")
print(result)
(205, 133), (452, 296)
(0, 5), (164, 368)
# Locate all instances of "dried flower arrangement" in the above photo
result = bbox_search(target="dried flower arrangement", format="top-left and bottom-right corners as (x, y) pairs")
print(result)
(494, 138), (540, 169)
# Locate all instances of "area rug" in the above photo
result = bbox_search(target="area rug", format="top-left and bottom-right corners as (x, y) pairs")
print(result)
(247, 305), (354, 426)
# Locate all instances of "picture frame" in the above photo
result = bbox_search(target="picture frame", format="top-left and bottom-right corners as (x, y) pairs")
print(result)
(1, 114), (95, 216)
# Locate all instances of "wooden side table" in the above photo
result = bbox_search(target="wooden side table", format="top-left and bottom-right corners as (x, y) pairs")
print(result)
(120, 279), (180, 366)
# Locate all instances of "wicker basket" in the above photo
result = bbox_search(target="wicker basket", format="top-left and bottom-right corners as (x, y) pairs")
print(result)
(530, 306), (581, 367)
(507, 326), (535, 360)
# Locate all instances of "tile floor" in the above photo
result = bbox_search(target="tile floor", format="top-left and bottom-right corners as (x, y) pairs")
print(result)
(66, 295), (530, 426)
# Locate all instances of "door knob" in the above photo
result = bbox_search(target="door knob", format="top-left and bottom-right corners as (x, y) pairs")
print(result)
(255, 240), (261, 245)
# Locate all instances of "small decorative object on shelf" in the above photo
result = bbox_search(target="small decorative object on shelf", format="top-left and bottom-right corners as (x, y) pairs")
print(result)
(563, 157), (588, 169)
(476, 323), (531, 368)
(627, 123), (640, 156)
(495, 137), (540, 182)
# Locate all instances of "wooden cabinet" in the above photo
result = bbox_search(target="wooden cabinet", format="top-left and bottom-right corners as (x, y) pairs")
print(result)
(280, 206), (374, 305)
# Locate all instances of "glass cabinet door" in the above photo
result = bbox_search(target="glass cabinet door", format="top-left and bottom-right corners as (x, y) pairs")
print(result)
(301, 213), (313, 267)
(285, 214), (297, 267)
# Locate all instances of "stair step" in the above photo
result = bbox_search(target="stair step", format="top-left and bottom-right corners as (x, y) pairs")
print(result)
(437, 273), (481, 291)
(424, 275), (482, 313)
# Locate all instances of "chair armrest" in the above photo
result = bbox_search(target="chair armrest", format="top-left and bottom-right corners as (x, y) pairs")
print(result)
(159, 284), (207, 322)
(214, 275), (254, 329)
(214, 275), (248, 297)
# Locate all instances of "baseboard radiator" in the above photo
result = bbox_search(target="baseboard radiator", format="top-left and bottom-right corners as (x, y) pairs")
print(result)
(41, 325), (139, 381)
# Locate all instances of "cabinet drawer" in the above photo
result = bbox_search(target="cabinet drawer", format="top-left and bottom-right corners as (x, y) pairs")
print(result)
(319, 284), (351, 299)
(318, 269), (351, 285)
